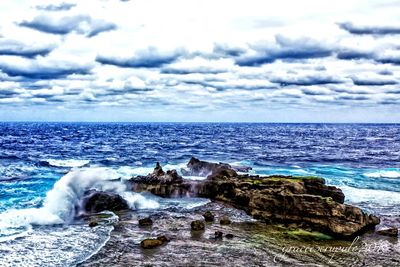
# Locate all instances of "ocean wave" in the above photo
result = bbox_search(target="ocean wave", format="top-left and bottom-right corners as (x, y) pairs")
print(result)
(341, 185), (400, 206)
(41, 159), (90, 168)
(0, 168), (159, 231)
(364, 170), (400, 179)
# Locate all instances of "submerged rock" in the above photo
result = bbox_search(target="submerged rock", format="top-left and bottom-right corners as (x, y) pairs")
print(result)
(203, 211), (215, 222)
(377, 228), (398, 237)
(191, 220), (205, 231)
(82, 190), (129, 214)
(214, 231), (223, 239)
(138, 217), (153, 227)
(129, 158), (380, 239)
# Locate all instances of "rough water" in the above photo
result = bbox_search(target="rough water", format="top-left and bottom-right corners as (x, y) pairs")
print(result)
(0, 122), (400, 266)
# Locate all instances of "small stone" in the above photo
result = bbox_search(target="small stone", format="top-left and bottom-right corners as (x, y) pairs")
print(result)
(220, 216), (231, 225)
(215, 231), (223, 239)
(138, 217), (153, 226)
(88, 221), (98, 227)
(191, 220), (205, 231)
(203, 211), (215, 222)
(377, 228), (398, 237)
(140, 238), (163, 249)
(225, 233), (234, 239)
(157, 235), (170, 243)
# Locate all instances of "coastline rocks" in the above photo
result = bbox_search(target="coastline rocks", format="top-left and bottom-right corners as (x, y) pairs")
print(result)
(377, 228), (398, 237)
(82, 190), (129, 214)
(203, 211), (215, 222)
(191, 220), (205, 231)
(129, 158), (380, 239)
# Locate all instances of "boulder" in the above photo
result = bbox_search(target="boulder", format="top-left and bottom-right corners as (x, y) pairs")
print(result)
(138, 217), (153, 227)
(203, 211), (215, 222)
(191, 220), (205, 231)
(225, 233), (234, 239)
(82, 190), (129, 214)
(220, 216), (231, 225)
(140, 238), (163, 249)
(377, 228), (398, 237)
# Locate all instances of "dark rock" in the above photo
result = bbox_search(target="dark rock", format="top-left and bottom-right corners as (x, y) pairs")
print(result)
(130, 163), (189, 197)
(225, 233), (234, 239)
(183, 157), (237, 178)
(140, 238), (163, 249)
(191, 220), (205, 231)
(139, 217), (153, 227)
(203, 211), (215, 222)
(377, 228), (398, 237)
(220, 216), (231, 225)
(214, 231), (223, 239)
(82, 190), (129, 214)
(153, 162), (165, 176)
(88, 221), (98, 227)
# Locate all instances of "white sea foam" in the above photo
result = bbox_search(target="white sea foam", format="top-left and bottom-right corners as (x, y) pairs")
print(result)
(364, 170), (400, 179)
(0, 168), (159, 231)
(341, 185), (400, 205)
(45, 159), (90, 168)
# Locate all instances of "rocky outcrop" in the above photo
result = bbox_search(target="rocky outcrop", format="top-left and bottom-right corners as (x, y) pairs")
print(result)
(82, 189), (129, 214)
(131, 162), (188, 197)
(128, 158), (380, 239)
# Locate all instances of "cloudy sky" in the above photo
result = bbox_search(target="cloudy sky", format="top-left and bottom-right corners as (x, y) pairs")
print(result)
(0, 0), (400, 122)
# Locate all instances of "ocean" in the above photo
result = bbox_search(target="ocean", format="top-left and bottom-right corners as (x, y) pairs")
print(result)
(1, 122), (400, 266)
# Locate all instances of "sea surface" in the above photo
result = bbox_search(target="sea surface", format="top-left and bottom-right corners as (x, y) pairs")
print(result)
(1, 122), (400, 266)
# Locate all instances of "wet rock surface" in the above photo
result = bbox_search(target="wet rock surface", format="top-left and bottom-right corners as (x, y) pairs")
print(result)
(80, 203), (399, 267)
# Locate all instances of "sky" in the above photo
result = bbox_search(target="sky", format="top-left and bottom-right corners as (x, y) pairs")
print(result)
(0, 0), (400, 122)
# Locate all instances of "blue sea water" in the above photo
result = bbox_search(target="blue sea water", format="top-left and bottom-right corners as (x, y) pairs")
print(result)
(1, 122), (400, 266)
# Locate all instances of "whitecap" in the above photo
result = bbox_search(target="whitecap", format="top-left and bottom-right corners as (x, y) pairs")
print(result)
(45, 159), (90, 168)
(364, 170), (400, 179)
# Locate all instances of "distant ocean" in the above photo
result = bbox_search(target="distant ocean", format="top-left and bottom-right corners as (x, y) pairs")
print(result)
(1, 122), (400, 266)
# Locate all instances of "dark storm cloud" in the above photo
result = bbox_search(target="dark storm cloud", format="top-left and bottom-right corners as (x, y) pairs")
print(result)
(336, 50), (375, 60)
(235, 35), (333, 66)
(0, 63), (92, 79)
(0, 39), (55, 58)
(96, 47), (186, 68)
(18, 15), (117, 37)
(375, 56), (400, 65)
(351, 77), (397, 86)
(338, 22), (400, 35)
(35, 3), (76, 11)
(270, 75), (343, 86)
